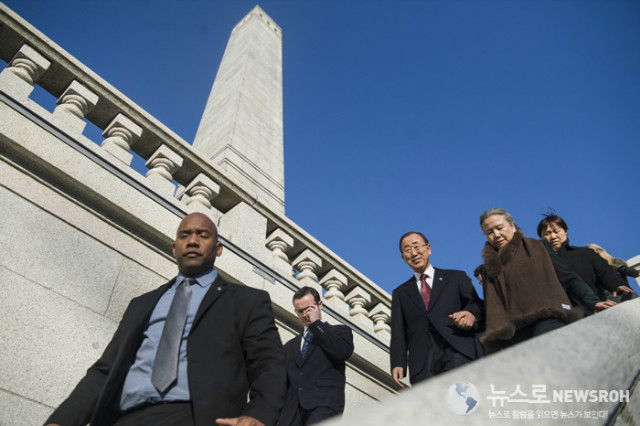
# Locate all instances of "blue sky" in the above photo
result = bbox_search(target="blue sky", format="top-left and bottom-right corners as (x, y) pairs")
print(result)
(5, 0), (640, 296)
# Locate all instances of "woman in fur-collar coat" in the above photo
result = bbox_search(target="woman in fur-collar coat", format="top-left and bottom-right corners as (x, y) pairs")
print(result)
(479, 208), (582, 353)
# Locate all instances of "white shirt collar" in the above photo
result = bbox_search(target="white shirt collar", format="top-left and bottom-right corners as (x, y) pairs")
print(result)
(414, 264), (434, 288)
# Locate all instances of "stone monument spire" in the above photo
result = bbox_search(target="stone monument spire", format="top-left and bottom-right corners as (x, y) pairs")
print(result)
(193, 6), (284, 214)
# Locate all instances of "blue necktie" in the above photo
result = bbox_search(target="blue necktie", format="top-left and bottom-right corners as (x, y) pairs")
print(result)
(301, 329), (314, 358)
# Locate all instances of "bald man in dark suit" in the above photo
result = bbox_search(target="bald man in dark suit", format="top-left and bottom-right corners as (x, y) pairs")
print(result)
(46, 213), (286, 426)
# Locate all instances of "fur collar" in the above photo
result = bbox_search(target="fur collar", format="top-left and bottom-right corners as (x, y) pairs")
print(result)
(482, 230), (524, 278)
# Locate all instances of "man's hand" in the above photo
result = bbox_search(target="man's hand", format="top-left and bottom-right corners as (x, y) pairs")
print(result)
(392, 366), (405, 388)
(216, 416), (264, 426)
(594, 300), (617, 312)
(303, 303), (322, 325)
(449, 311), (476, 330)
(613, 285), (634, 296)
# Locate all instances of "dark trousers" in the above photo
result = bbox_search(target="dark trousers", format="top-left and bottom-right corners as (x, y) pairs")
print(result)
(287, 405), (338, 426)
(439, 347), (473, 373)
(113, 402), (194, 426)
(495, 317), (566, 351)
(410, 329), (473, 384)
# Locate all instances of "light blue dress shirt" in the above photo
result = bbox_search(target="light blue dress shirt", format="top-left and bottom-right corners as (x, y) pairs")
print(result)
(120, 269), (217, 410)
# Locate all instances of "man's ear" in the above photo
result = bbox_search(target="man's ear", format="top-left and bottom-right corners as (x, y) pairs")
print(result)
(215, 241), (223, 257)
(318, 300), (323, 310)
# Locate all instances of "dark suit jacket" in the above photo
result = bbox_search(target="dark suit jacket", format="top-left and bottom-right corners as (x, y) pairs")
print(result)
(278, 321), (354, 425)
(45, 275), (286, 426)
(390, 268), (484, 384)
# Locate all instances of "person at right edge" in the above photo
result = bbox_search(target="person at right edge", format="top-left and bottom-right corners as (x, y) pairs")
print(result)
(587, 243), (639, 303)
(537, 212), (635, 308)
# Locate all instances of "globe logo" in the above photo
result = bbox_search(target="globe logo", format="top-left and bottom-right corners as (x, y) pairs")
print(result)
(446, 381), (479, 416)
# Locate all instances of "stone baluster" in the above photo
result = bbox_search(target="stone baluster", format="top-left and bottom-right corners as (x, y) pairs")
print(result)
(0, 44), (51, 100)
(292, 249), (322, 293)
(266, 229), (293, 262)
(184, 173), (220, 210)
(52, 80), (99, 134)
(266, 229), (294, 276)
(345, 286), (372, 329)
(100, 113), (143, 166)
(319, 269), (349, 314)
(144, 145), (183, 198)
(368, 303), (391, 343)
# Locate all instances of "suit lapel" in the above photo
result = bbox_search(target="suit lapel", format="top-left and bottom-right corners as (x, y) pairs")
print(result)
(429, 268), (446, 309)
(104, 278), (174, 412)
(402, 277), (428, 314)
(193, 275), (227, 329)
(130, 280), (175, 332)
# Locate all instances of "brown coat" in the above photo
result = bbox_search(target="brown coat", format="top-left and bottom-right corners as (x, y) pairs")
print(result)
(481, 231), (582, 345)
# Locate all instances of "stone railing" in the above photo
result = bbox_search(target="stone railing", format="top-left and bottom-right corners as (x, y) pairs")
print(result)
(324, 298), (640, 426)
(0, 4), (392, 347)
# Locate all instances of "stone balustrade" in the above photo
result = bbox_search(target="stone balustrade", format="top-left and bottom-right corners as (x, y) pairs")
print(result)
(0, 4), (392, 346)
(0, 44), (50, 101)
(52, 80), (99, 134)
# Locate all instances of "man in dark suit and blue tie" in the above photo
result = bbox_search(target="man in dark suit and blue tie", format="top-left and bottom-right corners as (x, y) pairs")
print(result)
(278, 287), (354, 426)
(45, 213), (286, 426)
(391, 232), (484, 387)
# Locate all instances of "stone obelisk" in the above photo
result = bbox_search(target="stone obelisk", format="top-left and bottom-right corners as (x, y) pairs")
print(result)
(193, 6), (284, 214)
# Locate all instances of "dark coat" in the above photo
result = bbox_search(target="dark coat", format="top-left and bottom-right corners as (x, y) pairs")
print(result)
(278, 321), (353, 425)
(481, 231), (582, 347)
(390, 268), (484, 384)
(45, 275), (286, 426)
(541, 239), (600, 314)
(556, 240), (624, 299)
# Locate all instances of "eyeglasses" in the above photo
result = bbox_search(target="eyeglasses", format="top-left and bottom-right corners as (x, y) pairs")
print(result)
(402, 244), (428, 255)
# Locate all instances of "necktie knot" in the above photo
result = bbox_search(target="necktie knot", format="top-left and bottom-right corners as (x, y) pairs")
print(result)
(304, 329), (314, 342)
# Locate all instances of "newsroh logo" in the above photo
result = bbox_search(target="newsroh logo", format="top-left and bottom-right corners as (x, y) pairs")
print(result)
(446, 381), (480, 416)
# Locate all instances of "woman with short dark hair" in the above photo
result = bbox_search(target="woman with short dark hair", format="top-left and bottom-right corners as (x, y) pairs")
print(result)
(537, 212), (633, 301)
